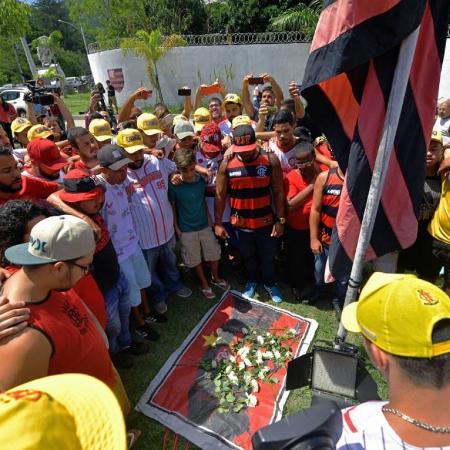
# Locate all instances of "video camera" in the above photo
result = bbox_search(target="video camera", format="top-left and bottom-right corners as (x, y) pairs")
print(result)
(24, 80), (55, 106)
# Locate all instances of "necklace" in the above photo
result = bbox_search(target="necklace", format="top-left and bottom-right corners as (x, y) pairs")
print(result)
(382, 406), (450, 433)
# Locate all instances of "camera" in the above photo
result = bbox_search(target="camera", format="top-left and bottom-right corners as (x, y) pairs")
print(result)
(24, 80), (55, 106)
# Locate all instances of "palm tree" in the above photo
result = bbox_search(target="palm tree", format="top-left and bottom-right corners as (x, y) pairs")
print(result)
(269, 1), (322, 40)
(121, 29), (185, 103)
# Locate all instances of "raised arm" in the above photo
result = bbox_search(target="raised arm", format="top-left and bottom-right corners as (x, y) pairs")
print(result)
(53, 94), (75, 129)
(241, 74), (256, 119)
(263, 73), (284, 108)
(118, 87), (150, 123)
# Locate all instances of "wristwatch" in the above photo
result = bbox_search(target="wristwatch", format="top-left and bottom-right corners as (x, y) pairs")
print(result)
(276, 217), (286, 225)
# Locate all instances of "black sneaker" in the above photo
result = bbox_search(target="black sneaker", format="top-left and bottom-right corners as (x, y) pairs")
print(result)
(135, 324), (160, 341)
(145, 311), (168, 324)
(111, 350), (134, 369)
(126, 340), (150, 355)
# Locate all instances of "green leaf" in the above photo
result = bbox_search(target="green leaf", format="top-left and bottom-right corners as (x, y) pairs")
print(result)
(226, 393), (235, 402)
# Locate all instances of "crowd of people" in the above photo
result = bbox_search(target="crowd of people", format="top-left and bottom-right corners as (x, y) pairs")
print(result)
(0, 73), (449, 449)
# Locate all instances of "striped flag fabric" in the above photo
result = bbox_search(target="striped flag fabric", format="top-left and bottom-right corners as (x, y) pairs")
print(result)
(301, 0), (450, 280)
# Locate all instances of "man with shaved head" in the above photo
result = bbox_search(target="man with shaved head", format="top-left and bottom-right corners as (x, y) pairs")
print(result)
(435, 98), (450, 146)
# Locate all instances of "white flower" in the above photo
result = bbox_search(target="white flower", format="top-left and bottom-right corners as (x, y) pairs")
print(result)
(270, 339), (276, 345)
(211, 360), (217, 369)
(250, 379), (259, 393)
(246, 393), (258, 407)
(225, 365), (232, 374)
(243, 357), (252, 367)
(256, 350), (263, 364)
(256, 335), (264, 345)
(238, 361), (245, 371)
(229, 355), (236, 363)
(241, 327), (248, 335)
(228, 371), (238, 384)
(273, 350), (281, 359)
(289, 328), (296, 335)
(237, 346), (250, 357)
(262, 351), (274, 359)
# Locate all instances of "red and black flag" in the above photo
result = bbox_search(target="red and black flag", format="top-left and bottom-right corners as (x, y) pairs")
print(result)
(301, 0), (450, 280)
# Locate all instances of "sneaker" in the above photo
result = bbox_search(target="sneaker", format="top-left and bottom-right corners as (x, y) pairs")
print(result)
(175, 286), (192, 298)
(111, 350), (134, 369)
(201, 287), (216, 299)
(135, 324), (160, 342)
(145, 311), (168, 324)
(126, 340), (150, 355)
(154, 302), (168, 314)
(264, 285), (283, 303)
(242, 282), (257, 300)
(211, 278), (230, 290)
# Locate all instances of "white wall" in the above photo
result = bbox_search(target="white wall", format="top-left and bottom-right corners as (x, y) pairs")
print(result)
(438, 38), (450, 101)
(88, 43), (311, 108)
(88, 37), (450, 108)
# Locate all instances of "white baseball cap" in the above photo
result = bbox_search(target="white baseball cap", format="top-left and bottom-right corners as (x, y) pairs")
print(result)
(5, 215), (96, 266)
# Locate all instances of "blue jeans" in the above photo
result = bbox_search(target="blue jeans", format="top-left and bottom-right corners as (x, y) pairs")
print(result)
(314, 246), (348, 307)
(236, 226), (278, 286)
(104, 270), (132, 354)
(143, 235), (183, 305)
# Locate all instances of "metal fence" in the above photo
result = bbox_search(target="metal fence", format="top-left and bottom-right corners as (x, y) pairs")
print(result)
(87, 31), (311, 54)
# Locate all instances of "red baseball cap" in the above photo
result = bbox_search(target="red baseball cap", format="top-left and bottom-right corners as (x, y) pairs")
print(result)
(60, 169), (105, 203)
(200, 123), (222, 154)
(27, 138), (68, 171)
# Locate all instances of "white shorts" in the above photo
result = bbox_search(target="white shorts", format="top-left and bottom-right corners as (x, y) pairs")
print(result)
(119, 247), (152, 307)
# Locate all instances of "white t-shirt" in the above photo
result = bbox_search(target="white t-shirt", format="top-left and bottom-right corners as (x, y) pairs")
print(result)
(434, 116), (450, 146)
(267, 138), (297, 175)
(97, 175), (139, 263)
(337, 401), (450, 450)
(125, 154), (176, 249)
(195, 150), (231, 222)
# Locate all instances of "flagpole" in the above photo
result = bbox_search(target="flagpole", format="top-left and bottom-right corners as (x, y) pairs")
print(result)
(335, 26), (421, 343)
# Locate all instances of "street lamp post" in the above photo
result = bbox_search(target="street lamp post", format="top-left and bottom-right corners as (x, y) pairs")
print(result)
(57, 19), (89, 59)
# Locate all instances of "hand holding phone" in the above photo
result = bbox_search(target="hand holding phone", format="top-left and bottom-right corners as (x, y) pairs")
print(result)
(178, 87), (191, 96)
(201, 84), (221, 96)
(248, 76), (265, 85)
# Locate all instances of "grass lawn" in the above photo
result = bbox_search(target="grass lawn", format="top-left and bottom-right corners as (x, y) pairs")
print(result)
(120, 258), (388, 450)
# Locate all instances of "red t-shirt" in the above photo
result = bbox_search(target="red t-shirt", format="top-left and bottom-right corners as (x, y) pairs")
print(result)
(0, 175), (58, 206)
(0, 103), (17, 123)
(27, 287), (115, 388)
(284, 170), (314, 230)
(74, 160), (92, 172)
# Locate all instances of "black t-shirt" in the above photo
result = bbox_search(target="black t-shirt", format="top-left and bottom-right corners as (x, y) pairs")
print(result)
(107, 85), (116, 97)
(419, 175), (441, 222)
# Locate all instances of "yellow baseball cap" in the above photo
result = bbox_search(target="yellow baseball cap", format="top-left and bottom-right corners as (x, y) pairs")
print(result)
(231, 115), (252, 129)
(116, 128), (147, 154)
(223, 93), (242, 107)
(11, 117), (32, 136)
(342, 273), (450, 358)
(89, 119), (113, 142)
(193, 107), (212, 132)
(137, 113), (161, 136)
(431, 129), (443, 144)
(27, 124), (54, 142)
(0, 373), (126, 449)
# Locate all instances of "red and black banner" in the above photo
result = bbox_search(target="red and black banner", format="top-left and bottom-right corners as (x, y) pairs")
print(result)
(302, 0), (450, 279)
(137, 291), (317, 450)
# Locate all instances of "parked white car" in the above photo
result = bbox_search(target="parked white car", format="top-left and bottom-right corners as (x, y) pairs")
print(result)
(65, 77), (83, 89)
(0, 88), (30, 117)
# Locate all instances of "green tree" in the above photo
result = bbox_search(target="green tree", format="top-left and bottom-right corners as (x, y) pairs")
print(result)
(269, 1), (322, 38)
(121, 30), (185, 103)
(0, 0), (31, 41)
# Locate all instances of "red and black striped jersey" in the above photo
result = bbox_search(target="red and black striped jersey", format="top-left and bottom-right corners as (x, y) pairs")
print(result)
(226, 152), (273, 230)
(320, 168), (344, 246)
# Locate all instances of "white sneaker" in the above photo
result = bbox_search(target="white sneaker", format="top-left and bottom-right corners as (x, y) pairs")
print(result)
(175, 286), (192, 298)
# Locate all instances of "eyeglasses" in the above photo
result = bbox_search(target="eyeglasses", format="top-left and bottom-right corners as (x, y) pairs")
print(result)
(295, 157), (315, 168)
(66, 260), (93, 275)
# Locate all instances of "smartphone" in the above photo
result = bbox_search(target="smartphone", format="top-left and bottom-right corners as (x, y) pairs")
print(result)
(178, 88), (191, 96)
(37, 94), (55, 106)
(142, 89), (152, 100)
(202, 84), (221, 96)
(248, 76), (264, 85)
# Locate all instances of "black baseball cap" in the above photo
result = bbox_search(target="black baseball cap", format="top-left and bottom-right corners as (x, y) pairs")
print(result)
(230, 125), (257, 153)
(97, 144), (132, 170)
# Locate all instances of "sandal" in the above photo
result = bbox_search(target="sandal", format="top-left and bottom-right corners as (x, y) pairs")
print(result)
(211, 278), (230, 290)
(127, 429), (142, 449)
(201, 287), (216, 299)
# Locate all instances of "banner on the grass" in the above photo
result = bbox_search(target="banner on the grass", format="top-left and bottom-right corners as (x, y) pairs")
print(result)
(137, 291), (318, 450)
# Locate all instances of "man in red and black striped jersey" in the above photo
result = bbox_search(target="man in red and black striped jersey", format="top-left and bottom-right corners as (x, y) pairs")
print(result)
(214, 124), (285, 303)
(310, 163), (347, 318)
